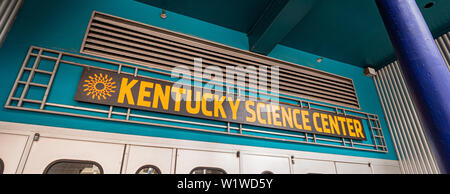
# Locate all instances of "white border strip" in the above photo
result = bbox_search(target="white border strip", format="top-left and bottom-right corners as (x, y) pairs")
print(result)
(0, 121), (399, 168)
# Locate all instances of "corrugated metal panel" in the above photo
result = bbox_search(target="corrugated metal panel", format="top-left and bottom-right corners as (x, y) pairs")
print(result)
(435, 32), (450, 70)
(374, 31), (450, 174)
(0, 0), (23, 47)
(374, 61), (441, 174)
(80, 11), (361, 109)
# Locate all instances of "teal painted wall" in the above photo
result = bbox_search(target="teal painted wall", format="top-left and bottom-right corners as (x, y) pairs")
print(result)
(0, 0), (397, 160)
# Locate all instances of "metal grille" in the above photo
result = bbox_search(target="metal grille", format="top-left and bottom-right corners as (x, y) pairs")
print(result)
(373, 30), (450, 174)
(374, 61), (441, 174)
(0, 0), (23, 46)
(5, 46), (387, 153)
(435, 31), (450, 70)
(80, 11), (360, 109)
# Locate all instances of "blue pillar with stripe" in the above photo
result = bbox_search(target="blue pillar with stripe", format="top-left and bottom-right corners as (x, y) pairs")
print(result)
(375, 0), (450, 173)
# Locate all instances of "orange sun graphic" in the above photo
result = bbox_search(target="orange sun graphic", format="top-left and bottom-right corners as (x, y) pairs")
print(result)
(83, 73), (116, 100)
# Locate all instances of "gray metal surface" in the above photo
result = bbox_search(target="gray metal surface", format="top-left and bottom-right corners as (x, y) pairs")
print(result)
(5, 46), (388, 153)
(435, 32), (450, 70)
(373, 30), (450, 174)
(374, 61), (441, 174)
(0, 0), (23, 47)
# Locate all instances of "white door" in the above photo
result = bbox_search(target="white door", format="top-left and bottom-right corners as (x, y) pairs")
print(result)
(22, 136), (125, 174)
(335, 162), (372, 174)
(241, 153), (290, 174)
(175, 149), (239, 174)
(0, 133), (30, 174)
(292, 158), (337, 174)
(123, 145), (174, 174)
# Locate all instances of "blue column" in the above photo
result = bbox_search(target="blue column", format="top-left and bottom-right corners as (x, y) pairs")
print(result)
(376, 0), (450, 173)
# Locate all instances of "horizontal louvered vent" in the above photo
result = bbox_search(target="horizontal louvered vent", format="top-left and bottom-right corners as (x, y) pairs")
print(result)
(81, 11), (360, 109)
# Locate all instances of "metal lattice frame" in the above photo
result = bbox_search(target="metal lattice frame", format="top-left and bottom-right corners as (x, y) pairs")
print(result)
(5, 46), (388, 153)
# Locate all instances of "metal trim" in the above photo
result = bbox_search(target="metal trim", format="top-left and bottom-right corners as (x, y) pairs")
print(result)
(5, 46), (387, 153)
(0, 0), (23, 47)
(374, 59), (443, 174)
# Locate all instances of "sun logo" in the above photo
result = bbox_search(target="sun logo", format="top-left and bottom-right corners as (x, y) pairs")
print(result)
(83, 73), (116, 100)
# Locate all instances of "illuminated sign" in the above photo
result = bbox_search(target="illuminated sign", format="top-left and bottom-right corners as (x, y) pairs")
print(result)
(75, 67), (367, 140)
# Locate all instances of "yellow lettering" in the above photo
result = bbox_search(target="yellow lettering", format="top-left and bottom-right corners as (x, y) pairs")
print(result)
(245, 101), (256, 122)
(338, 117), (347, 136)
(172, 87), (185, 112)
(328, 115), (341, 135)
(214, 95), (227, 119)
(137, 81), (154, 107)
(313, 112), (322, 132)
(256, 102), (267, 124)
(321, 113), (330, 133)
(271, 105), (281, 127)
(118, 78), (138, 105)
(301, 110), (312, 131)
(266, 104), (272, 125)
(354, 119), (365, 138)
(152, 84), (171, 110)
(292, 109), (303, 130)
(186, 90), (201, 114)
(228, 97), (240, 120)
(346, 118), (356, 137)
(281, 107), (294, 128)
(201, 93), (213, 116)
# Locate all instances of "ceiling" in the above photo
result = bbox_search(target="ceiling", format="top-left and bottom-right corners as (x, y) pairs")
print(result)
(136, 0), (450, 68)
